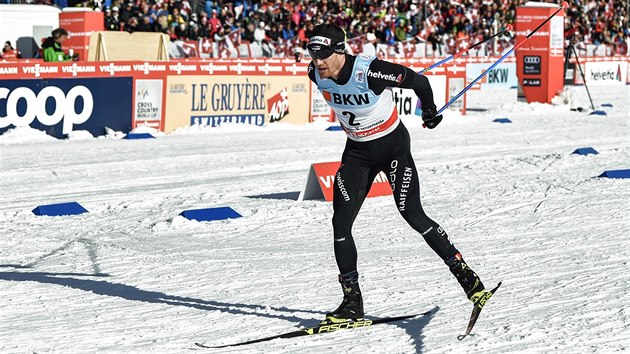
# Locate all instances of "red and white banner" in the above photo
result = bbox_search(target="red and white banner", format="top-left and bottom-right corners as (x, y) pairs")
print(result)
(515, 4), (564, 103)
(299, 161), (392, 202)
(59, 11), (104, 62)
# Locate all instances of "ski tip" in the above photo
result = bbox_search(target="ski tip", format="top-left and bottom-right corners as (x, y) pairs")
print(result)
(421, 305), (440, 317)
(492, 282), (503, 292)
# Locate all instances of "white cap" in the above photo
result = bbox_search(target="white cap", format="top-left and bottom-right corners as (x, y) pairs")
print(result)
(367, 33), (376, 42)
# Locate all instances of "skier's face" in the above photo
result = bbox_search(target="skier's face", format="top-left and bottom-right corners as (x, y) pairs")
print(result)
(312, 52), (345, 80)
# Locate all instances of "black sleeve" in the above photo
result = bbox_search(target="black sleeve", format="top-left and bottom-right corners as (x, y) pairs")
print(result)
(307, 61), (317, 84)
(367, 58), (436, 111)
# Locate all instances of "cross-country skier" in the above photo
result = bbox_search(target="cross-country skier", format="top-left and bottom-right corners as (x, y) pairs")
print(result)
(306, 23), (491, 324)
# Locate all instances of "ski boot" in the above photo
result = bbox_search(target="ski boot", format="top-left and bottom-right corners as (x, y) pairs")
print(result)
(445, 252), (487, 304)
(321, 271), (364, 325)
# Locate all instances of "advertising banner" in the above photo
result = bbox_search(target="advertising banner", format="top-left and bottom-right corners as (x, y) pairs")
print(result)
(0, 77), (132, 138)
(310, 85), (333, 122)
(515, 4), (564, 103)
(134, 79), (163, 130)
(390, 75), (447, 120)
(59, 11), (104, 62)
(447, 77), (465, 111)
(466, 62), (518, 88)
(583, 61), (627, 86)
(403, 59), (463, 114)
(164, 74), (311, 132)
(299, 161), (392, 202)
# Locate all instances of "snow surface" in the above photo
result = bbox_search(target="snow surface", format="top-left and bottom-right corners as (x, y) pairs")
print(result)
(0, 85), (628, 353)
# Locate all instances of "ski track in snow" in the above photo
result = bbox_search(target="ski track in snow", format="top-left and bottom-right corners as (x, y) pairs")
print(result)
(0, 86), (628, 353)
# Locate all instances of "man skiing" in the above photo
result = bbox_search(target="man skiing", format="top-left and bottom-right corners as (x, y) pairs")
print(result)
(306, 23), (492, 325)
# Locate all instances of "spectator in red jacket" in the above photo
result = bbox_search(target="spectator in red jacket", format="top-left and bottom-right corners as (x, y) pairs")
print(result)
(1, 41), (20, 60)
(209, 10), (222, 37)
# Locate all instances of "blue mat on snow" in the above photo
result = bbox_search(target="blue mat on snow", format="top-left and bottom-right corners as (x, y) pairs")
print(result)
(32, 202), (88, 216)
(180, 207), (242, 222)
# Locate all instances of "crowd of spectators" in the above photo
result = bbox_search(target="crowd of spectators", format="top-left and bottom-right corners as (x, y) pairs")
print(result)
(95, 0), (628, 56)
(564, 0), (628, 54)
(3, 0), (629, 59)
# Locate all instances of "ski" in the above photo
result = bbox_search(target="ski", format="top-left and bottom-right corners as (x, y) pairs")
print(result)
(195, 307), (437, 348)
(457, 281), (502, 340)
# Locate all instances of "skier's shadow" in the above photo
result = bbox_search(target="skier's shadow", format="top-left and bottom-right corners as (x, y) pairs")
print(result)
(393, 308), (439, 354)
(0, 270), (322, 324)
(297, 306), (439, 353)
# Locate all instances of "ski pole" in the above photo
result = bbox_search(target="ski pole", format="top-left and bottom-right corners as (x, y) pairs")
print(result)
(419, 25), (513, 75)
(415, 25), (514, 118)
(433, 1), (568, 116)
(569, 44), (596, 110)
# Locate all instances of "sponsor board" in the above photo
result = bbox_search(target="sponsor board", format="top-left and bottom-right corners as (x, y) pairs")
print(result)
(390, 75), (447, 119)
(0, 77), (132, 138)
(0, 61), (310, 79)
(134, 79), (163, 129)
(164, 74), (311, 132)
(59, 11), (104, 61)
(515, 5), (564, 103)
(267, 87), (289, 123)
(522, 56), (541, 75)
(299, 161), (391, 202)
(191, 114), (264, 128)
(447, 78), (465, 111)
(467, 63), (518, 87)
(310, 84), (333, 122)
(522, 78), (541, 86)
(549, 16), (564, 53)
(584, 61), (627, 86)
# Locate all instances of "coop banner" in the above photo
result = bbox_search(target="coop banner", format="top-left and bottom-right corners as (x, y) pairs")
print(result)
(0, 77), (132, 138)
(164, 74), (311, 132)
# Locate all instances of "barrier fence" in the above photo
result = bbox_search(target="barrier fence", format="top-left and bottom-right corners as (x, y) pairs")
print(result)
(1, 56), (628, 139)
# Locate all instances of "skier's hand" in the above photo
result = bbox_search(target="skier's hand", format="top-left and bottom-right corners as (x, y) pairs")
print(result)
(422, 108), (443, 129)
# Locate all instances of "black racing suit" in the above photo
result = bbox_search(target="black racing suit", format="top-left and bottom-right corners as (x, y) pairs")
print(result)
(309, 55), (459, 275)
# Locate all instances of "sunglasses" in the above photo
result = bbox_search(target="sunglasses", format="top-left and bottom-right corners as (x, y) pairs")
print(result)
(307, 43), (336, 60)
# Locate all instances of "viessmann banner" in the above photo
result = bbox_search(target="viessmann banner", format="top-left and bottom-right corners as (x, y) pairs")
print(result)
(164, 74), (311, 132)
(0, 77), (133, 138)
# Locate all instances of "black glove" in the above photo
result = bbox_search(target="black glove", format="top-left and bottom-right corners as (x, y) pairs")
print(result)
(421, 108), (443, 129)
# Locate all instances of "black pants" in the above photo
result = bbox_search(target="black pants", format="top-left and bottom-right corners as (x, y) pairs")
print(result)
(332, 123), (458, 274)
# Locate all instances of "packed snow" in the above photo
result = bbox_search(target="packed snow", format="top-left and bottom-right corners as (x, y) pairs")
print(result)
(0, 85), (628, 353)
